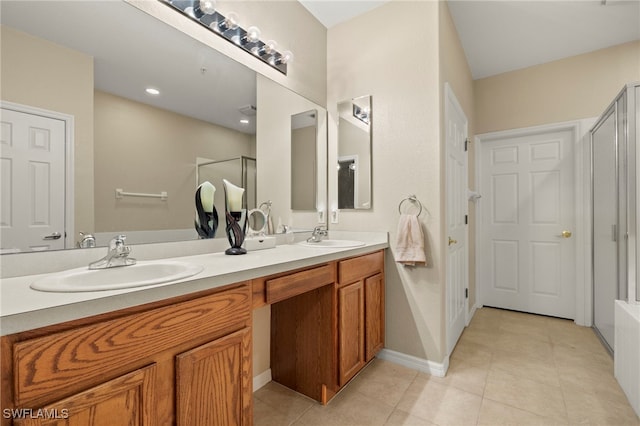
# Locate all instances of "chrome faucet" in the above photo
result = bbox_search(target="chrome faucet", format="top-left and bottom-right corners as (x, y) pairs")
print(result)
(77, 232), (96, 248)
(306, 226), (328, 243)
(89, 235), (136, 269)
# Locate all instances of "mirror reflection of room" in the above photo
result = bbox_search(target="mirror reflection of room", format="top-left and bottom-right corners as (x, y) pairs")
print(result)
(1, 1), (259, 250)
(290, 110), (318, 211)
(337, 95), (372, 210)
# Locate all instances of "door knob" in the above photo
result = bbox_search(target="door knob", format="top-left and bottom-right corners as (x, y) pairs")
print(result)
(560, 230), (572, 239)
(448, 237), (457, 246)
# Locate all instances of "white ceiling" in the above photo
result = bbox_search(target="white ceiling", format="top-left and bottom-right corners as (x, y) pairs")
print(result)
(448, 0), (640, 79)
(301, 0), (640, 79)
(299, 0), (391, 28)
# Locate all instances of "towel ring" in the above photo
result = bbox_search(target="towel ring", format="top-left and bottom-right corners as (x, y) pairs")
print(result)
(398, 195), (423, 216)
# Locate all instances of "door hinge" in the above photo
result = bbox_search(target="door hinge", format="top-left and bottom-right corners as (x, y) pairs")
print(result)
(464, 215), (468, 225)
(465, 288), (469, 299)
(464, 138), (469, 152)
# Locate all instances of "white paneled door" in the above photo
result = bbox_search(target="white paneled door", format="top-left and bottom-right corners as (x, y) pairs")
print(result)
(1, 108), (66, 252)
(479, 129), (575, 319)
(445, 84), (468, 355)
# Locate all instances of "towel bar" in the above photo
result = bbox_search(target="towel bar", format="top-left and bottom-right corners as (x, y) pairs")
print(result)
(115, 188), (168, 201)
(398, 195), (423, 216)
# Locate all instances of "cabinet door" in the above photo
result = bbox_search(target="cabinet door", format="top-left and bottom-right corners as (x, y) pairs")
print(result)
(365, 273), (384, 361)
(338, 281), (365, 387)
(14, 364), (156, 426)
(176, 328), (252, 426)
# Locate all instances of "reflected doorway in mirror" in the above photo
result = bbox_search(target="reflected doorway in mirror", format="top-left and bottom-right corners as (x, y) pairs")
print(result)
(337, 95), (372, 210)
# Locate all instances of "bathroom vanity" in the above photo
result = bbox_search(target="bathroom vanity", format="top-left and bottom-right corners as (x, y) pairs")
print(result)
(0, 237), (387, 425)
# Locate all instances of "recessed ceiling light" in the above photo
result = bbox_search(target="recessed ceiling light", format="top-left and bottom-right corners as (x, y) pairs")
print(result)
(145, 88), (160, 95)
(240, 119), (249, 124)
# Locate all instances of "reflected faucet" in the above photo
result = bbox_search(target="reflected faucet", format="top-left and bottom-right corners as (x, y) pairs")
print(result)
(89, 235), (136, 269)
(306, 226), (328, 243)
(77, 232), (96, 248)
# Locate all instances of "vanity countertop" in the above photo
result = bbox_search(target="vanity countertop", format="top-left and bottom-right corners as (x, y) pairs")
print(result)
(0, 234), (388, 336)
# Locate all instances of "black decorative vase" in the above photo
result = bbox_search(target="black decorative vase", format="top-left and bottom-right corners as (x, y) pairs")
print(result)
(223, 178), (248, 255)
(225, 210), (247, 255)
(194, 182), (218, 238)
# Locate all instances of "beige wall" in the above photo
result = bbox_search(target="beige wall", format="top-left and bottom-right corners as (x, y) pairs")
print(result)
(439, 3), (476, 311)
(475, 40), (640, 135)
(328, 0), (444, 362)
(1, 25), (95, 237)
(94, 91), (253, 232)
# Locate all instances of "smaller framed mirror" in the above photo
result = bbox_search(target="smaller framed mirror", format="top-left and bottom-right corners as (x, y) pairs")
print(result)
(291, 109), (318, 211)
(337, 95), (372, 209)
(247, 208), (267, 236)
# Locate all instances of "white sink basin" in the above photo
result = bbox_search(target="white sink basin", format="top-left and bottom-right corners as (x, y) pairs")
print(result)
(31, 260), (204, 292)
(298, 239), (365, 248)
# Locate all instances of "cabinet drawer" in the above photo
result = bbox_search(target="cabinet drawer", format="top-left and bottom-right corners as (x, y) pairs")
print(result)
(266, 264), (335, 304)
(338, 251), (383, 285)
(13, 284), (251, 405)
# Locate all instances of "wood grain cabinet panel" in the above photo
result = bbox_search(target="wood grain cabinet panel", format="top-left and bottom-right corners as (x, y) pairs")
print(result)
(338, 281), (365, 386)
(265, 264), (334, 304)
(338, 251), (383, 286)
(365, 273), (384, 361)
(337, 250), (385, 389)
(176, 328), (252, 426)
(13, 364), (156, 426)
(12, 287), (250, 406)
(2, 283), (252, 426)
(270, 285), (335, 404)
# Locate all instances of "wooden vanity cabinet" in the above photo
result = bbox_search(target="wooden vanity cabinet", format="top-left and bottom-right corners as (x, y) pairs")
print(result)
(337, 251), (385, 386)
(337, 280), (365, 386)
(268, 263), (337, 404)
(266, 250), (385, 404)
(176, 327), (252, 426)
(1, 282), (252, 426)
(12, 364), (157, 426)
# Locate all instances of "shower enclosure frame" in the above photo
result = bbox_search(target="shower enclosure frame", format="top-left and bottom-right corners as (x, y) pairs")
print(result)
(590, 82), (640, 353)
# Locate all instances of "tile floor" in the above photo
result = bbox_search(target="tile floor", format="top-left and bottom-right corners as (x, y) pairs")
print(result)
(253, 307), (640, 426)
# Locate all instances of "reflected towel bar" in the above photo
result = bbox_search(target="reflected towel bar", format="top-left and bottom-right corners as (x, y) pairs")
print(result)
(115, 188), (168, 201)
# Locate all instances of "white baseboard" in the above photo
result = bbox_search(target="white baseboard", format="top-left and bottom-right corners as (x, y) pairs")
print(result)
(466, 302), (478, 326)
(377, 349), (449, 377)
(253, 368), (272, 392)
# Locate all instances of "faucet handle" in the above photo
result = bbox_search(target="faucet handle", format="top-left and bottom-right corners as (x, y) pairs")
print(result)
(109, 234), (127, 248)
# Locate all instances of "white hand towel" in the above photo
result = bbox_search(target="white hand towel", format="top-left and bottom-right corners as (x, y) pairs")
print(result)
(395, 214), (427, 266)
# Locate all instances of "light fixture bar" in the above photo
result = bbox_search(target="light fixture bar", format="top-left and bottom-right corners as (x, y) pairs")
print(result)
(162, 0), (290, 75)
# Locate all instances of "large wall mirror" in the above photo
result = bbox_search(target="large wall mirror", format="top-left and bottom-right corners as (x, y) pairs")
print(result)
(337, 95), (372, 210)
(0, 0), (324, 253)
(291, 110), (318, 211)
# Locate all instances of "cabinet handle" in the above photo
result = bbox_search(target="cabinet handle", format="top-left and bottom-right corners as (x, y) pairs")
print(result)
(43, 232), (61, 240)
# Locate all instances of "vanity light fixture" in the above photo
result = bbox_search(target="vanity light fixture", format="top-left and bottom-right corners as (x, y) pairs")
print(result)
(145, 87), (160, 95)
(163, 0), (292, 75)
(353, 104), (370, 124)
(199, 0), (216, 15)
(239, 119), (250, 124)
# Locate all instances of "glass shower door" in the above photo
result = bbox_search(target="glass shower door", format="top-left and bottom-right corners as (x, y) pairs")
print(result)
(591, 105), (620, 352)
